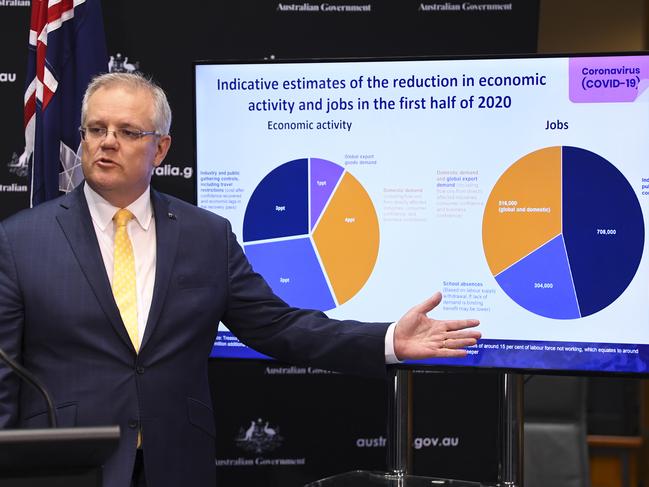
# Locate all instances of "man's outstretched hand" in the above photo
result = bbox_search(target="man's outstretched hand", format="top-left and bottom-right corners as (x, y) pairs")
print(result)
(393, 292), (481, 360)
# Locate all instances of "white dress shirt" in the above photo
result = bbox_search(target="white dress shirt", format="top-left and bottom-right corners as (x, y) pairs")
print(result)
(84, 184), (156, 348)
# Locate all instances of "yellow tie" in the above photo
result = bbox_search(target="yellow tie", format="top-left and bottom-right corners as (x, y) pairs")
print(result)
(112, 208), (139, 352)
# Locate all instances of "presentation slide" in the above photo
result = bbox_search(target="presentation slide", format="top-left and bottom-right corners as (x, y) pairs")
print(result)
(195, 54), (649, 374)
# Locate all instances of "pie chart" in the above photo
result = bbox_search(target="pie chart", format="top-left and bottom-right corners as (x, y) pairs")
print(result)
(243, 158), (379, 311)
(483, 146), (644, 319)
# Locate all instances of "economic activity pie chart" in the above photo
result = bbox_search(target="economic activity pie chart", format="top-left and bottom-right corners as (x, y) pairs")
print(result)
(242, 158), (379, 311)
(483, 146), (644, 319)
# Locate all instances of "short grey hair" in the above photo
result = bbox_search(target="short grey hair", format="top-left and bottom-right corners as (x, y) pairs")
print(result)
(81, 72), (172, 135)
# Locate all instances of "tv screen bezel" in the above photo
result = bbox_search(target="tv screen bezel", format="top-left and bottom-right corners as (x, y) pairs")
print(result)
(193, 51), (649, 378)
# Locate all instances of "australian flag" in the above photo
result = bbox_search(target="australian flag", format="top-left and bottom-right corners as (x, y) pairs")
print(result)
(20, 0), (108, 206)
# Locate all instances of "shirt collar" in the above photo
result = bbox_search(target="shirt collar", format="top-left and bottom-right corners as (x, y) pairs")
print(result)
(83, 183), (153, 232)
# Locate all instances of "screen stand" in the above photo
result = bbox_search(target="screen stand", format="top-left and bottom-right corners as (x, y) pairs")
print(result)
(384, 369), (525, 486)
(386, 368), (411, 476)
(498, 372), (524, 487)
(307, 369), (525, 487)
(305, 367), (483, 486)
(385, 369), (526, 486)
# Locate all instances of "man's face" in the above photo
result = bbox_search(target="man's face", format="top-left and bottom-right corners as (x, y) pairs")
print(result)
(81, 84), (171, 207)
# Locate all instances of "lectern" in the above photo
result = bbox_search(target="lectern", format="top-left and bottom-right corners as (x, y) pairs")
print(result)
(0, 426), (120, 487)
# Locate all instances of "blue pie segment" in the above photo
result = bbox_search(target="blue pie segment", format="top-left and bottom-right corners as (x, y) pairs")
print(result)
(244, 237), (336, 310)
(562, 146), (645, 317)
(495, 234), (581, 319)
(243, 158), (309, 241)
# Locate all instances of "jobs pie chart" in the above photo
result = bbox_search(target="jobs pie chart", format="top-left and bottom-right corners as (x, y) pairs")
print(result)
(242, 158), (379, 311)
(483, 146), (644, 319)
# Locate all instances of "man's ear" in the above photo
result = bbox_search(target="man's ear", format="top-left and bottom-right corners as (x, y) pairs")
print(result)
(153, 135), (172, 168)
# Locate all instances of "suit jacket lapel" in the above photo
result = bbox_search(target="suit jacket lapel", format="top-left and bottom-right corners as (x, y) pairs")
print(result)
(55, 184), (135, 351)
(140, 189), (180, 352)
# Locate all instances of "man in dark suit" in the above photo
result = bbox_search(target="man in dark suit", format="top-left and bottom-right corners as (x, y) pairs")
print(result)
(0, 72), (480, 487)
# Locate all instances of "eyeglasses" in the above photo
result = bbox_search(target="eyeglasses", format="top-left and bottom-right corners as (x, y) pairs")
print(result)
(79, 126), (162, 142)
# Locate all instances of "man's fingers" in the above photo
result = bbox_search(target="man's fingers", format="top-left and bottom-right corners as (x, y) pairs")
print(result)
(443, 337), (479, 349)
(395, 292), (482, 361)
(412, 291), (443, 314)
(445, 318), (480, 331)
(444, 327), (481, 340)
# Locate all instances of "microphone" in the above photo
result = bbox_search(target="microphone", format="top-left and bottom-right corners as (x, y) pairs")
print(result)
(0, 347), (57, 428)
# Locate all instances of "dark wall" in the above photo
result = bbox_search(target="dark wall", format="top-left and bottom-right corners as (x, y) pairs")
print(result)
(210, 362), (501, 485)
(0, 4), (30, 218)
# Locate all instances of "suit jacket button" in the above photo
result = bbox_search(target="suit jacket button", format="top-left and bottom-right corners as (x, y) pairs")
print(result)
(128, 419), (139, 429)
(136, 366), (145, 374)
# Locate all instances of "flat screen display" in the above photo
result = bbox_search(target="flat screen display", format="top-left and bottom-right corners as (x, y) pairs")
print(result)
(194, 53), (649, 375)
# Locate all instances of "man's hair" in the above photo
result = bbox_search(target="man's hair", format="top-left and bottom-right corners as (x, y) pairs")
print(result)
(81, 72), (172, 135)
